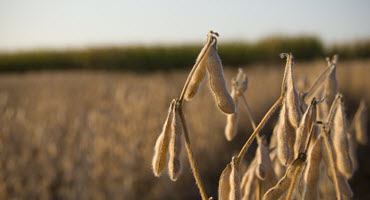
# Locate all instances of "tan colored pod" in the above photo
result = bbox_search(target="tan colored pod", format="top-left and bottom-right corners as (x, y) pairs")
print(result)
(263, 156), (305, 200)
(347, 130), (359, 173)
(225, 88), (240, 141)
(276, 103), (290, 165)
(242, 163), (257, 200)
(294, 99), (316, 159)
(184, 34), (213, 101)
(302, 136), (323, 200)
(240, 169), (251, 197)
(229, 156), (241, 200)
(332, 99), (353, 179)
(207, 40), (235, 114)
(284, 53), (302, 128)
(353, 100), (368, 145)
(218, 164), (232, 200)
(303, 64), (335, 105)
(168, 104), (184, 181)
(152, 100), (175, 176)
(325, 55), (339, 106)
(256, 137), (276, 182)
(235, 68), (248, 94)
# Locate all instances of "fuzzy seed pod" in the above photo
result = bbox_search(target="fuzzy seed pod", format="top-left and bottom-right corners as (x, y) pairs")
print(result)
(302, 136), (323, 200)
(184, 35), (213, 101)
(347, 130), (359, 173)
(235, 68), (248, 94)
(168, 104), (184, 181)
(303, 64), (335, 105)
(152, 100), (175, 176)
(242, 163), (257, 200)
(263, 157), (305, 200)
(225, 88), (240, 141)
(332, 99), (353, 179)
(273, 155), (286, 179)
(276, 103), (290, 165)
(353, 100), (368, 145)
(317, 88), (329, 122)
(229, 156), (241, 200)
(207, 40), (235, 114)
(337, 172), (353, 199)
(325, 55), (339, 106)
(256, 138), (275, 182)
(218, 164), (232, 200)
(284, 53), (302, 128)
(294, 100), (316, 159)
(240, 169), (251, 197)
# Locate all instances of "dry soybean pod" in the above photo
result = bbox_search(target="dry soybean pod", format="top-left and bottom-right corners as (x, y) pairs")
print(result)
(353, 100), (368, 145)
(168, 102), (184, 181)
(325, 55), (339, 106)
(218, 164), (232, 200)
(184, 34), (213, 101)
(303, 64), (335, 105)
(225, 87), (240, 141)
(229, 156), (241, 200)
(207, 39), (235, 114)
(256, 137), (272, 181)
(283, 53), (302, 128)
(347, 130), (359, 174)
(152, 100), (176, 176)
(240, 169), (251, 197)
(332, 97), (353, 179)
(263, 155), (305, 200)
(276, 103), (290, 165)
(242, 163), (258, 200)
(294, 99), (317, 159)
(302, 136), (323, 200)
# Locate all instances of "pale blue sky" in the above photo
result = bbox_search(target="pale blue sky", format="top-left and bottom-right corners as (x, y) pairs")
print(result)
(0, 0), (370, 51)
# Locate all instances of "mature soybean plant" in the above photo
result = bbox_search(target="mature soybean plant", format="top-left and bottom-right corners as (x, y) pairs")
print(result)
(152, 31), (368, 200)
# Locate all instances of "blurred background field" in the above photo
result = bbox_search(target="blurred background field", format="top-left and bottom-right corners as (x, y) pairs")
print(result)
(0, 59), (369, 199)
(0, 36), (370, 71)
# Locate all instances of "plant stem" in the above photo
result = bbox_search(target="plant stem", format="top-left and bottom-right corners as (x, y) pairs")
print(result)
(175, 31), (218, 200)
(240, 94), (257, 130)
(178, 106), (209, 200)
(236, 96), (284, 166)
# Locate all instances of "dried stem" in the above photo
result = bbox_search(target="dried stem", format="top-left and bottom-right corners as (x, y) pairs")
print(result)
(240, 94), (257, 130)
(236, 96), (284, 166)
(174, 31), (219, 200)
(178, 107), (209, 200)
(236, 54), (290, 166)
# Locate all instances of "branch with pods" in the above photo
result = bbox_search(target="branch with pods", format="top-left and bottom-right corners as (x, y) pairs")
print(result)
(152, 31), (368, 200)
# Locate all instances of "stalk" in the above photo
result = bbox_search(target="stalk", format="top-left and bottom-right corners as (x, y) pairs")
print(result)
(240, 94), (257, 130)
(178, 107), (209, 200)
(236, 96), (284, 166)
(175, 30), (218, 200)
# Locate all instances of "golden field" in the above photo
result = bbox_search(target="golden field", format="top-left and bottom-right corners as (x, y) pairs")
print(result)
(0, 59), (369, 199)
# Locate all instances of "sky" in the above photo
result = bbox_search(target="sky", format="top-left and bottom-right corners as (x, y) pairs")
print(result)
(0, 0), (370, 51)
